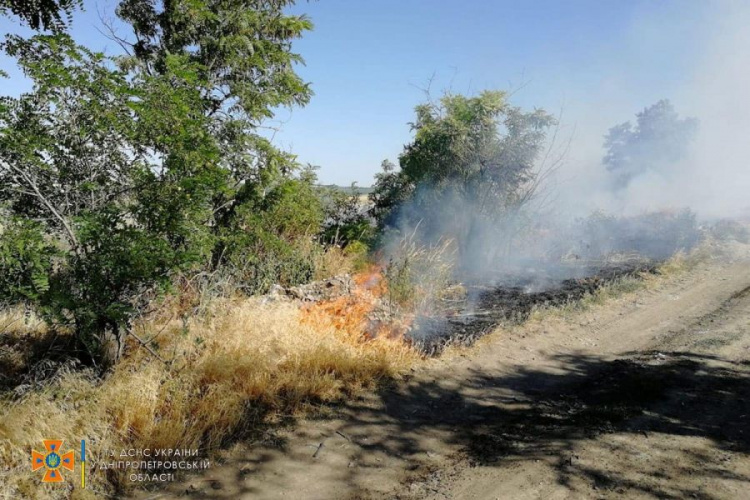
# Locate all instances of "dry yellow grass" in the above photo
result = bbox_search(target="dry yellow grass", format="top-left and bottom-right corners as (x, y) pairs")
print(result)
(0, 299), (417, 499)
(311, 243), (371, 280)
(312, 244), (356, 279)
(0, 307), (48, 337)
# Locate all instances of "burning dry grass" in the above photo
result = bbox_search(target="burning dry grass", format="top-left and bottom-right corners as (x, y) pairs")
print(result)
(300, 264), (415, 341)
(302, 265), (386, 334)
(0, 297), (417, 499)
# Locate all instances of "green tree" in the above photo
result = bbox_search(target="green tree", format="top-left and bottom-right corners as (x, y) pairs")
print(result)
(1, 0), (320, 368)
(371, 90), (556, 266)
(0, 218), (57, 304)
(115, 0), (312, 196)
(0, 0), (81, 31)
(0, 34), (183, 367)
(115, 0), (319, 276)
(319, 184), (374, 248)
(0, 1), (330, 368)
(604, 99), (698, 188)
(217, 169), (324, 294)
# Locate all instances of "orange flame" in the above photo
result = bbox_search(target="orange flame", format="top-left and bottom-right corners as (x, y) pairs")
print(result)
(301, 265), (413, 341)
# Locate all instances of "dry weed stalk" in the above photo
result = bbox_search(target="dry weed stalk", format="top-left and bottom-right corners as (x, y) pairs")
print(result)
(384, 228), (457, 314)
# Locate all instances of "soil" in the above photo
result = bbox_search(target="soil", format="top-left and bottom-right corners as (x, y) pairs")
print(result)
(132, 243), (750, 500)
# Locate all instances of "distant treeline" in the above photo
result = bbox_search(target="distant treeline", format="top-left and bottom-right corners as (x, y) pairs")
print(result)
(316, 185), (375, 196)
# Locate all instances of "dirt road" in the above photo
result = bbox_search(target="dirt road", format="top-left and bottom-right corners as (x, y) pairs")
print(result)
(139, 246), (750, 500)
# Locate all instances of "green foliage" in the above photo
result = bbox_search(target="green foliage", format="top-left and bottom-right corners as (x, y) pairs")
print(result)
(371, 90), (556, 266)
(0, 35), (199, 363)
(117, 0), (312, 189)
(370, 160), (409, 233)
(343, 240), (370, 272)
(117, 0), (321, 294)
(604, 99), (698, 188)
(0, 0), (81, 31)
(258, 173), (325, 239)
(215, 175), (324, 294)
(0, 0), (319, 366)
(61, 210), (179, 332)
(372, 91), (555, 229)
(0, 34), (139, 231)
(0, 217), (57, 304)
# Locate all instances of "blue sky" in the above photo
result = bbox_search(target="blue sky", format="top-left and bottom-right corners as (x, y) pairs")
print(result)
(0, 0), (717, 186)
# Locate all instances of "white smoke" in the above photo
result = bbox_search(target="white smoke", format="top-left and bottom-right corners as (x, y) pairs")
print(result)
(553, 0), (750, 221)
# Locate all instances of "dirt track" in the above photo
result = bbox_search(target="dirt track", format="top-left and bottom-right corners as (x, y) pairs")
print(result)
(138, 245), (750, 500)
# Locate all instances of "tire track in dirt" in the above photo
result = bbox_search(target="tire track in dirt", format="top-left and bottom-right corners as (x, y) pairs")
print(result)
(413, 262), (750, 500)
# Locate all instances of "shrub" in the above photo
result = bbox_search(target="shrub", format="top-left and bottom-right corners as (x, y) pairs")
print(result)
(0, 218), (57, 306)
(370, 90), (556, 269)
(0, 20), (321, 366)
(577, 209), (702, 260)
(216, 176), (324, 294)
(0, 36), (190, 367)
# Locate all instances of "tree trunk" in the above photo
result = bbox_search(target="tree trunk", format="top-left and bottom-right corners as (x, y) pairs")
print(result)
(97, 323), (125, 370)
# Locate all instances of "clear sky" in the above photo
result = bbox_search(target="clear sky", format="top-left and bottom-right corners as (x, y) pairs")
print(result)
(0, 0), (722, 186)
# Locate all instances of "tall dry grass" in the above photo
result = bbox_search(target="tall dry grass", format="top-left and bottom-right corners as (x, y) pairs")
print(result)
(383, 233), (457, 313)
(0, 298), (417, 499)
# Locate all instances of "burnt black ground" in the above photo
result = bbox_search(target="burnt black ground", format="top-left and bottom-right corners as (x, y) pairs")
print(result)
(408, 261), (658, 355)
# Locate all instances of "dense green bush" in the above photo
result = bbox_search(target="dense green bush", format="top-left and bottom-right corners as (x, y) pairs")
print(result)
(0, 35), (183, 366)
(216, 175), (324, 294)
(371, 91), (556, 269)
(0, 0), (319, 367)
